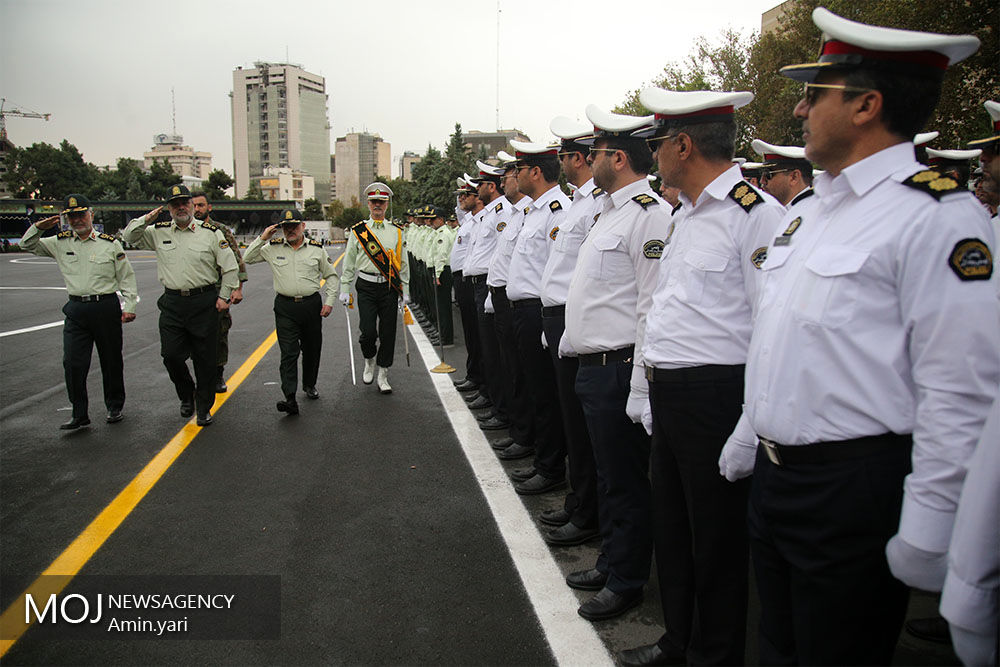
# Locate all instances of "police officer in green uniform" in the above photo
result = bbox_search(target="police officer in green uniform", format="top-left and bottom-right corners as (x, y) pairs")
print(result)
(428, 206), (455, 346)
(20, 194), (138, 429)
(123, 185), (239, 426)
(338, 182), (410, 394)
(191, 191), (246, 393)
(244, 209), (338, 415)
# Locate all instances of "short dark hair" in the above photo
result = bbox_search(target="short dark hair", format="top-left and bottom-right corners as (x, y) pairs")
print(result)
(841, 64), (944, 140)
(796, 167), (814, 187)
(189, 190), (209, 201)
(524, 157), (561, 183)
(670, 119), (736, 163)
(599, 137), (654, 175)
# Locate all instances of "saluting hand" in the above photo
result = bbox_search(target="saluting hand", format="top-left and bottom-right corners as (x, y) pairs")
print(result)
(35, 215), (61, 230)
(122, 312), (136, 323)
(144, 206), (164, 224)
(320, 305), (333, 318)
(260, 223), (280, 241)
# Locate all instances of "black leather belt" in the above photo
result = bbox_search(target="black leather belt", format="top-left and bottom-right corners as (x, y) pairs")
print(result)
(758, 432), (912, 467)
(645, 364), (744, 383)
(164, 284), (216, 296)
(69, 293), (116, 303)
(277, 292), (318, 303)
(467, 274), (487, 284)
(488, 285), (506, 296)
(511, 298), (542, 309)
(579, 346), (634, 366)
(452, 270), (463, 279)
(542, 304), (566, 317)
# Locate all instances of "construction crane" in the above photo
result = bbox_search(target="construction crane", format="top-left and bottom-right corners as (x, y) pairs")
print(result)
(0, 98), (51, 142)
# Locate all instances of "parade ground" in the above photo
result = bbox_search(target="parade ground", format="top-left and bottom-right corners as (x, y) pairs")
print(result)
(0, 249), (958, 665)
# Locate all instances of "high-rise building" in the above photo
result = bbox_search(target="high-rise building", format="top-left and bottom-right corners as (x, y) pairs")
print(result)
(761, 0), (794, 35)
(231, 62), (332, 203)
(333, 132), (391, 205)
(143, 133), (212, 180)
(254, 166), (315, 205)
(398, 151), (421, 181)
(464, 129), (531, 158)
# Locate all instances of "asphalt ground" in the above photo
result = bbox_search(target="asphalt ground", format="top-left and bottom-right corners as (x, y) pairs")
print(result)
(0, 248), (959, 665)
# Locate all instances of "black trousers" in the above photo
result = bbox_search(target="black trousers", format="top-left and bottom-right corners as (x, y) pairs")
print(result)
(274, 293), (323, 397)
(355, 277), (398, 368)
(157, 290), (220, 416)
(62, 297), (125, 419)
(491, 288), (534, 447)
(512, 301), (566, 480)
(217, 308), (232, 367)
(749, 435), (912, 665)
(435, 267), (454, 345)
(543, 311), (598, 528)
(473, 280), (506, 417)
(649, 365), (750, 665)
(575, 361), (651, 595)
(453, 271), (482, 385)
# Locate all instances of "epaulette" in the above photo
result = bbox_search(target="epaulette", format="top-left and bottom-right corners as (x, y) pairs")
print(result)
(98, 232), (116, 242)
(592, 188), (604, 197)
(308, 239), (323, 247)
(632, 193), (658, 209)
(154, 221), (172, 228)
(728, 182), (762, 213)
(494, 202), (503, 213)
(902, 169), (961, 201)
(57, 230), (73, 239)
(269, 238), (284, 245)
(200, 221), (219, 232)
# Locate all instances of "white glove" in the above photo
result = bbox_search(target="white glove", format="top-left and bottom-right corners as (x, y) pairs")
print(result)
(625, 389), (652, 436)
(949, 624), (997, 666)
(484, 292), (494, 314)
(718, 436), (757, 482)
(541, 330), (548, 349)
(557, 332), (577, 359)
(885, 534), (948, 592)
(339, 292), (350, 306)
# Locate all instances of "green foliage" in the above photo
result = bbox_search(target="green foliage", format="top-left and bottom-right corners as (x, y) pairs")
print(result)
(202, 169), (234, 201)
(303, 198), (324, 219)
(3, 140), (100, 199)
(331, 204), (368, 229)
(243, 181), (264, 200)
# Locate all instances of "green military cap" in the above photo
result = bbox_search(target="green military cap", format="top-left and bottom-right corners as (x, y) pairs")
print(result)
(62, 193), (91, 213)
(279, 209), (304, 225)
(417, 205), (435, 219)
(431, 206), (447, 219)
(166, 184), (192, 202)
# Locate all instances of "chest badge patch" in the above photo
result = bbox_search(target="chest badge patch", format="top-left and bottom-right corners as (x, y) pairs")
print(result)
(643, 239), (665, 259)
(549, 226), (559, 240)
(750, 247), (768, 269)
(773, 216), (802, 247)
(496, 221), (506, 232)
(948, 238), (993, 281)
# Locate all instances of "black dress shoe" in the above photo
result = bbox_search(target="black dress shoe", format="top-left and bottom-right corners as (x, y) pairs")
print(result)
(216, 366), (227, 393)
(618, 643), (685, 666)
(905, 616), (952, 644)
(196, 413), (214, 427)
(544, 522), (600, 546)
(106, 410), (124, 424)
(578, 587), (642, 621)
(497, 443), (534, 460)
(479, 416), (510, 431)
(467, 395), (494, 410)
(59, 416), (91, 430)
(277, 398), (299, 415)
(489, 436), (514, 451)
(540, 508), (571, 526)
(510, 467), (536, 482)
(180, 398), (195, 418)
(303, 386), (319, 399)
(476, 411), (498, 422)
(463, 390), (482, 403)
(455, 380), (479, 392)
(515, 474), (567, 496)
(566, 568), (608, 591)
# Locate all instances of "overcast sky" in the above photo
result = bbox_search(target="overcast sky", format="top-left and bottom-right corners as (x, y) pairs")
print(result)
(2, 0), (781, 178)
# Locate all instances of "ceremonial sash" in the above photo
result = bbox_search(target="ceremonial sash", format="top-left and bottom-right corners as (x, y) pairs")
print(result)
(353, 222), (403, 295)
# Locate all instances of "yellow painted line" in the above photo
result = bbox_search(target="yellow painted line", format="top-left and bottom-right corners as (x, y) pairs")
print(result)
(0, 249), (345, 656)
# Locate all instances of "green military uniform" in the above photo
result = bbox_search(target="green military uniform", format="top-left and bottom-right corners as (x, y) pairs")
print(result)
(210, 218), (247, 390)
(430, 210), (456, 345)
(244, 215), (338, 409)
(20, 195), (138, 427)
(122, 185), (239, 422)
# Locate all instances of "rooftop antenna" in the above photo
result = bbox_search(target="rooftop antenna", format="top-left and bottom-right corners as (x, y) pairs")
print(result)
(496, 0), (500, 131)
(171, 87), (177, 135)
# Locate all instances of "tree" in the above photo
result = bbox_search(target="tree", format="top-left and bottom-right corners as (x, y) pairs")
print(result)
(244, 181), (264, 200)
(202, 169), (234, 201)
(3, 140), (100, 199)
(303, 198), (324, 219)
(145, 158), (181, 197)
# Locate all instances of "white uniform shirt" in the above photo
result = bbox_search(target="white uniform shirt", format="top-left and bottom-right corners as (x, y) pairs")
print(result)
(487, 195), (532, 288)
(563, 178), (670, 374)
(449, 211), (475, 273)
(541, 178), (604, 307)
(743, 142), (1000, 552)
(463, 196), (509, 277)
(506, 185), (572, 301)
(643, 165), (784, 369)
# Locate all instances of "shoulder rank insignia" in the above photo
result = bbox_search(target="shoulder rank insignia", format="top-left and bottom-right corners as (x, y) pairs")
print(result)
(200, 221), (219, 232)
(643, 239), (665, 259)
(56, 230), (73, 239)
(549, 226), (559, 240)
(154, 221), (172, 228)
(270, 238), (284, 245)
(494, 202), (503, 213)
(750, 247), (768, 269)
(98, 232), (116, 242)
(549, 200), (563, 212)
(902, 169), (960, 200)
(632, 193), (658, 209)
(948, 238), (993, 281)
(309, 239), (323, 247)
(728, 182), (761, 212)
(592, 188), (604, 197)
(496, 221), (507, 232)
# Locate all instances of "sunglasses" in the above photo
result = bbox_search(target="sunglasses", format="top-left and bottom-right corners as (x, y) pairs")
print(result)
(802, 82), (873, 106)
(761, 168), (792, 181)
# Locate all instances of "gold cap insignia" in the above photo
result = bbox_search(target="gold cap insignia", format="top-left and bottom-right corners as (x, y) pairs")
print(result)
(68, 197), (77, 207)
(172, 186), (181, 195)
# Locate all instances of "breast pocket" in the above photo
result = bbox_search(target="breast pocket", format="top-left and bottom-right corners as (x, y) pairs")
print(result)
(792, 245), (869, 328)
(585, 234), (631, 281)
(683, 248), (729, 306)
(90, 254), (116, 280)
(157, 242), (178, 265)
(62, 251), (81, 273)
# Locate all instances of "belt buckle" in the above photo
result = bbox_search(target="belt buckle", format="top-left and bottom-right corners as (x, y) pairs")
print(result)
(180, 289), (191, 297)
(294, 296), (303, 302)
(760, 437), (782, 466)
(82, 295), (95, 302)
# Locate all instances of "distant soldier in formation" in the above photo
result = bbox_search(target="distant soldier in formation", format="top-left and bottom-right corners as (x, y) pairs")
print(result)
(427, 206), (455, 346)
(20, 194), (137, 429)
(244, 209), (337, 415)
(123, 185), (239, 426)
(451, 178), (486, 395)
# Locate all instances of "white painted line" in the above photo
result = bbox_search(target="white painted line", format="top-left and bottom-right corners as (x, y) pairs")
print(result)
(407, 321), (613, 667)
(0, 286), (67, 290)
(8, 257), (56, 264)
(0, 320), (63, 338)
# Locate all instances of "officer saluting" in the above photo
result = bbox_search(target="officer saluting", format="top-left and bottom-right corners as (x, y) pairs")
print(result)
(244, 209), (337, 415)
(338, 182), (410, 394)
(123, 185), (239, 426)
(20, 194), (138, 429)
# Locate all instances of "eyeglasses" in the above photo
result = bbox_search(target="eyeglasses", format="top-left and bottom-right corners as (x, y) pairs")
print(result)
(646, 133), (680, 151)
(802, 82), (873, 106)
(761, 168), (792, 181)
(516, 164), (535, 172)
